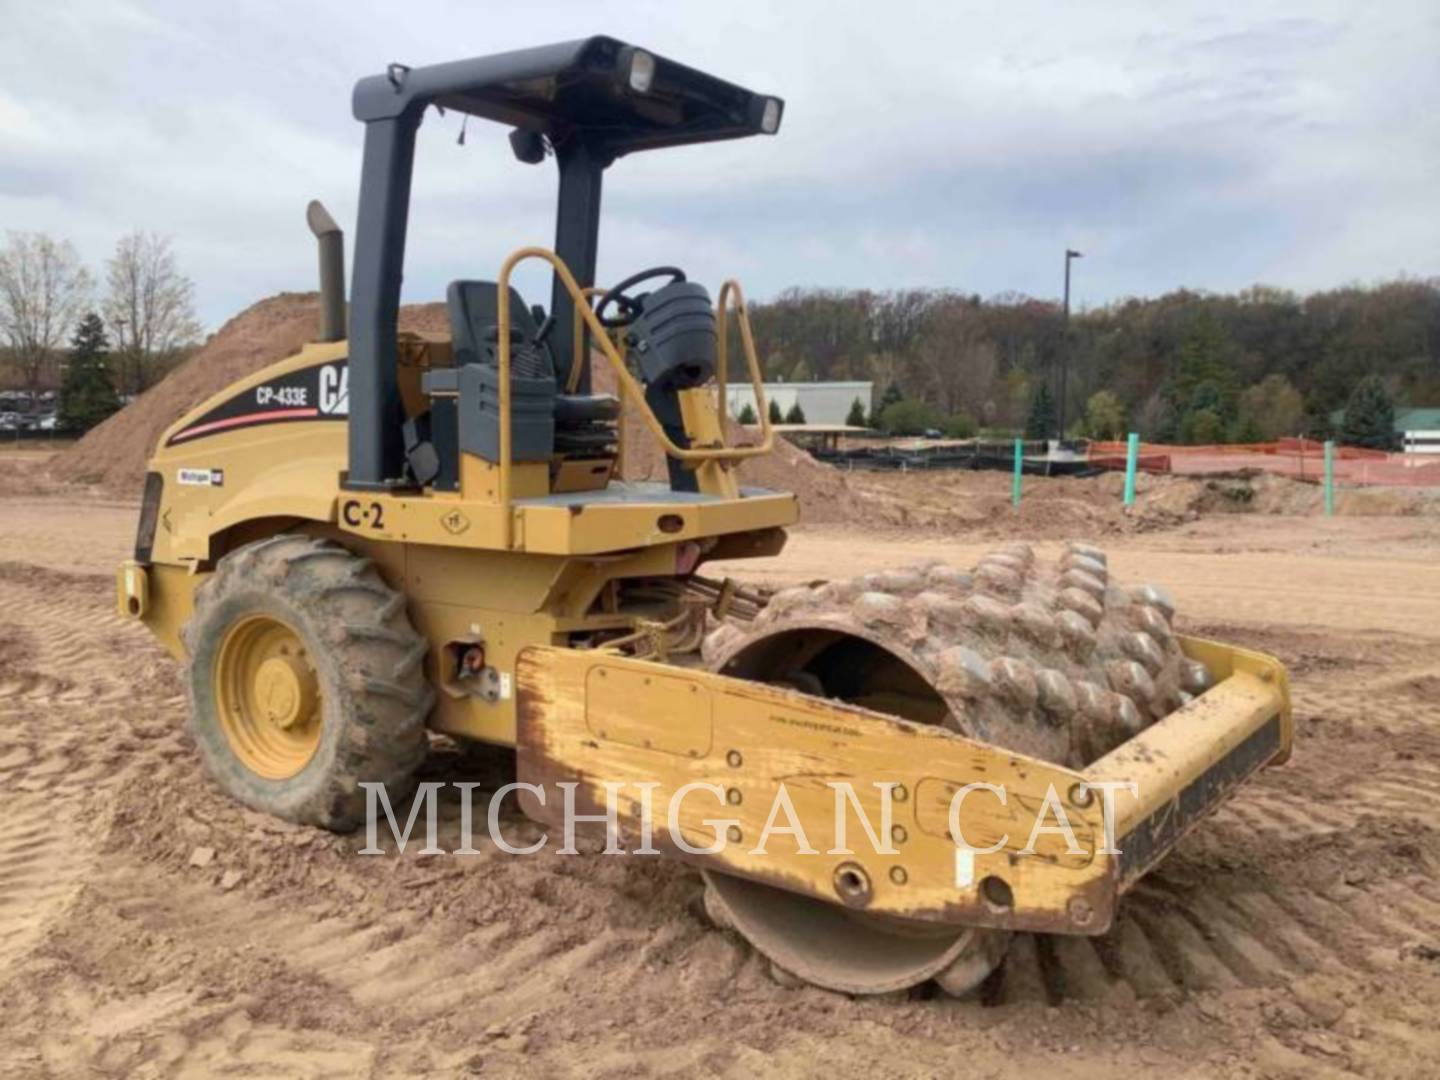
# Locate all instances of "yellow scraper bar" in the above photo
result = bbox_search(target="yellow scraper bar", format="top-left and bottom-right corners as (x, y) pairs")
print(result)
(513, 634), (1290, 937)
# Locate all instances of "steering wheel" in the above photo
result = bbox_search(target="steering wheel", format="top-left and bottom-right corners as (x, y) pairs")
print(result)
(594, 266), (686, 328)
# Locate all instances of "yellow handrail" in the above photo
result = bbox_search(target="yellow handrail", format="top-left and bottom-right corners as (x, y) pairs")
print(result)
(496, 247), (776, 547)
(716, 279), (773, 446)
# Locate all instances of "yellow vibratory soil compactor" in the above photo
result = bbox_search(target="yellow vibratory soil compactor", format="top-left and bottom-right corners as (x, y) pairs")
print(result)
(118, 38), (1291, 996)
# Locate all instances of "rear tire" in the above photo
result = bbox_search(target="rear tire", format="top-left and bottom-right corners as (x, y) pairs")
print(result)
(182, 534), (433, 830)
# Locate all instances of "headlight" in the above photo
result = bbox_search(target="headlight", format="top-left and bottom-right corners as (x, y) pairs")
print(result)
(761, 97), (782, 134)
(628, 49), (656, 93)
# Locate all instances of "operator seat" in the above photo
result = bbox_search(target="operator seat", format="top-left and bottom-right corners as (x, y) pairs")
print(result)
(447, 280), (619, 425)
(405, 281), (619, 489)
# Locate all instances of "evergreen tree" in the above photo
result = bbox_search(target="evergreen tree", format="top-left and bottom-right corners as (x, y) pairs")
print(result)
(845, 397), (868, 427)
(736, 402), (758, 425)
(1181, 408), (1225, 444)
(58, 313), (120, 432)
(1178, 379), (1229, 443)
(1229, 413), (1265, 444)
(1341, 375), (1396, 449)
(1024, 382), (1056, 440)
(1187, 379), (1224, 417)
(868, 385), (904, 429)
(784, 401), (807, 424)
(767, 398), (783, 424)
(1173, 312), (1238, 414)
(1303, 392), (1336, 440)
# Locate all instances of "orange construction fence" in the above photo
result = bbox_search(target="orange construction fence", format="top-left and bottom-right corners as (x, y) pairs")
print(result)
(1088, 439), (1440, 488)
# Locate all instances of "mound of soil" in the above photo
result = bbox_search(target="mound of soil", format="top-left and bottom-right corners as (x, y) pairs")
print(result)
(840, 464), (1440, 538)
(52, 293), (447, 496)
(1139, 470), (1440, 520)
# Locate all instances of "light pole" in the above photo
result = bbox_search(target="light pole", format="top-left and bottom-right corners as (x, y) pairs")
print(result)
(1057, 248), (1083, 442)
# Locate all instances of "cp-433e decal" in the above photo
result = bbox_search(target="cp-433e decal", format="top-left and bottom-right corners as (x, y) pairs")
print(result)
(165, 360), (348, 446)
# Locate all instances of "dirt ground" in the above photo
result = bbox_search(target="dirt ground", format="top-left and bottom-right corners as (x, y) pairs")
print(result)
(3, 452), (1440, 1079)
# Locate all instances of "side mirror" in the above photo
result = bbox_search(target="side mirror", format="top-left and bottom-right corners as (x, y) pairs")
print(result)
(509, 129), (546, 165)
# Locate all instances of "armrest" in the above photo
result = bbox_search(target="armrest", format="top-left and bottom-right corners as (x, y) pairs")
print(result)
(422, 368), (460, 395)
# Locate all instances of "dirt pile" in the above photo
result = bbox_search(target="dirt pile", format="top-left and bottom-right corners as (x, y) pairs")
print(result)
(844, 469), (1126, 537)
(1137, 470), (1440, 520)
(51, 293), (447, 496)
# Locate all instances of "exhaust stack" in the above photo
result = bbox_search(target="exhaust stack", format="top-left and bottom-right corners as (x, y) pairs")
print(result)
(306, 200), (346, 343)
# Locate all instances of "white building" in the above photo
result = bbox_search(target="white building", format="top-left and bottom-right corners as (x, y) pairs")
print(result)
(1402, 430), (1440, 455)
(723, 381), (872, 426)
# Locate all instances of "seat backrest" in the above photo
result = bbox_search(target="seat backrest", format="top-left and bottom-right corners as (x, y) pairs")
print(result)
(437, 280), (615, 484)
(446, 280), (553, 374)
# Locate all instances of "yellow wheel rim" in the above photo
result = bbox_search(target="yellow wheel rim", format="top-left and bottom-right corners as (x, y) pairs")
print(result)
(215, 614), (322, 779)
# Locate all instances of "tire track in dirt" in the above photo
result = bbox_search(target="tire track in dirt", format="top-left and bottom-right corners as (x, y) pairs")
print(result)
(4, 505), (1440, 1077)
(978, 663), (1440, 1075)
(0, 794), (97, 976)
(0, 564), (176, 987)
(43, 836), (740, 1076)
(96, 853), (654, 1021)
(0, 564), (154, 710)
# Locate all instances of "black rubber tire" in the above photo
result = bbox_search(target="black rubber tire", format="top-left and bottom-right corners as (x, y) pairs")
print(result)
(181, 534), (433, 831)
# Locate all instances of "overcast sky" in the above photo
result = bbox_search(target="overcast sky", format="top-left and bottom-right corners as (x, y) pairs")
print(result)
(3, 0), (1437, 331)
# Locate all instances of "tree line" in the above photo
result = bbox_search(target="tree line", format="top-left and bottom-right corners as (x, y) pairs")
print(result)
(6, 224), (1432, 450)
(0, 231), (201, 430)
(736, 280), (1439, 448)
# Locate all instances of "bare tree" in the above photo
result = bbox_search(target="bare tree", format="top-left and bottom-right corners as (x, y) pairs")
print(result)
(0, 233), (93, 408)
(104, 232), (202, 394)
(911, 295), (993, 416)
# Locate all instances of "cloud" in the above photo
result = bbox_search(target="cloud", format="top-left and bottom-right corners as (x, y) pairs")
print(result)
(2, 0), (1435, 330)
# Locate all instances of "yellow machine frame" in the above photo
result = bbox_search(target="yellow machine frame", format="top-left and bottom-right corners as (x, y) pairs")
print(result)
(120, 249), (795, 749)
(118, 243), (1291, 936)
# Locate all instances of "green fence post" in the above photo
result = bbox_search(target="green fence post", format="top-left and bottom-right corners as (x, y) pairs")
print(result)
(1323, 440), (1335, 516)
(1123, 432), (1139, 508)
(1012, 438), (1023, 506)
